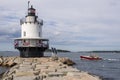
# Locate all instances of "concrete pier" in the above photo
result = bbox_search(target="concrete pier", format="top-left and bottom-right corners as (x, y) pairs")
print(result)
(0, 57), (101, 80)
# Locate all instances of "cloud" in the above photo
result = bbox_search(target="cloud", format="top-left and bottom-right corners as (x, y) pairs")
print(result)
(0, 0), (120, 51)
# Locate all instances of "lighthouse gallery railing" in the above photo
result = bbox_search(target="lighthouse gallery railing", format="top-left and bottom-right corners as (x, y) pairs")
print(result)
(14, 39), (49, 48)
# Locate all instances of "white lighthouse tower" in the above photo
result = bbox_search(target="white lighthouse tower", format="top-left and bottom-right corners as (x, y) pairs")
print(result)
(14, 2), (49, 57)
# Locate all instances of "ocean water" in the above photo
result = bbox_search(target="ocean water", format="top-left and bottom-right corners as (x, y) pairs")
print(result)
(0, 51), (120, 80)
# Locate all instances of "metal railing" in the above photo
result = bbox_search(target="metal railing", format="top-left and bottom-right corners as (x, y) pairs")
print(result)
(14, 39), (49, 48)
(20, 18), (43, 25)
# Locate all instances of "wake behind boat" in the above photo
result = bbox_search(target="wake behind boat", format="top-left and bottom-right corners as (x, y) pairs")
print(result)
(80, 54), (102, 60)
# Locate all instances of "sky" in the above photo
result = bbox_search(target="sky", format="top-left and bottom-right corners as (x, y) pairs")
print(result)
(0, 0), (120, 51)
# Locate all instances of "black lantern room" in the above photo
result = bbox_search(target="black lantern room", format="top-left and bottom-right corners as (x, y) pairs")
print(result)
(28, 5), (36, 16)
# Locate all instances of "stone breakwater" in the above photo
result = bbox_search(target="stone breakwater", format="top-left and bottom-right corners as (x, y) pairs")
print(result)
(0, 57), (101, 80)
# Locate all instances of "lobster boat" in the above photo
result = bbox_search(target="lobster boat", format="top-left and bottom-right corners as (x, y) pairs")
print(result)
(80, 55), (102, 60)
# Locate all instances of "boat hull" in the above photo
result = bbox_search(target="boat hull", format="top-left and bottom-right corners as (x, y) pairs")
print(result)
(80, 56), (102, 60)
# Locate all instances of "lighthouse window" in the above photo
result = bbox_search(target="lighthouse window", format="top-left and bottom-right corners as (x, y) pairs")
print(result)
(24, 31), (26, 36)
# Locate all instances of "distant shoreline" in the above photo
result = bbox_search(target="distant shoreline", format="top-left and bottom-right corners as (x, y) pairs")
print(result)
(77, 51), (120, 53)
(45, 49), (71, 52)
(0, 50), (120, 54)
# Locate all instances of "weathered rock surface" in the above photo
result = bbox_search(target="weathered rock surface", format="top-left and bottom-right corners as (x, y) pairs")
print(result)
(59, 57), (75, 66)
(0, 57), (17, 67)
(0, 58), (2, 65)
(0, 57), (101, 80)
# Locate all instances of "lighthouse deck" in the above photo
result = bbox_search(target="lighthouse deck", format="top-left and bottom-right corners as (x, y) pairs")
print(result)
(14, 38), (49, 48)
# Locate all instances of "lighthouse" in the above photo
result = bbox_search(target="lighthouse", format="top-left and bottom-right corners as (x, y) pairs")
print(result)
(14, 2), (49, 57)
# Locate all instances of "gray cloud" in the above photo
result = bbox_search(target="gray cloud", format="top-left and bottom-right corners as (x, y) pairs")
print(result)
(0, 0), (120, 51)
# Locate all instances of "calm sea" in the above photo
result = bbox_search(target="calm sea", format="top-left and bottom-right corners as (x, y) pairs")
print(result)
(0, 51), (120, 80)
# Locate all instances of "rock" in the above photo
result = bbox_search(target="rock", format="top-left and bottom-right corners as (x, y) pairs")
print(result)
(14, 76), (34, 80)
(35, 64), (48, 70)
(0, 58), (3, 66)
(50, 56), (58, 61)
(34, 75), (43, 80)
(1, 57), (101, 80)
(60, 58), (75, 66)
(47, 72), (65, 77)
(41, 68), (56, 73)
(66, 72), (101, 80)
(0, 59), (17, 67)
(67, 71), (82, 76)
(2, 75), (14, 80)
(14, 71), (35, 77)
(63, 76), (81, 80)
(43, 77), (64, 80)
(0, 72), (4, 79)
(6, 61), (17, 67)
(57, 67), (79, 73)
